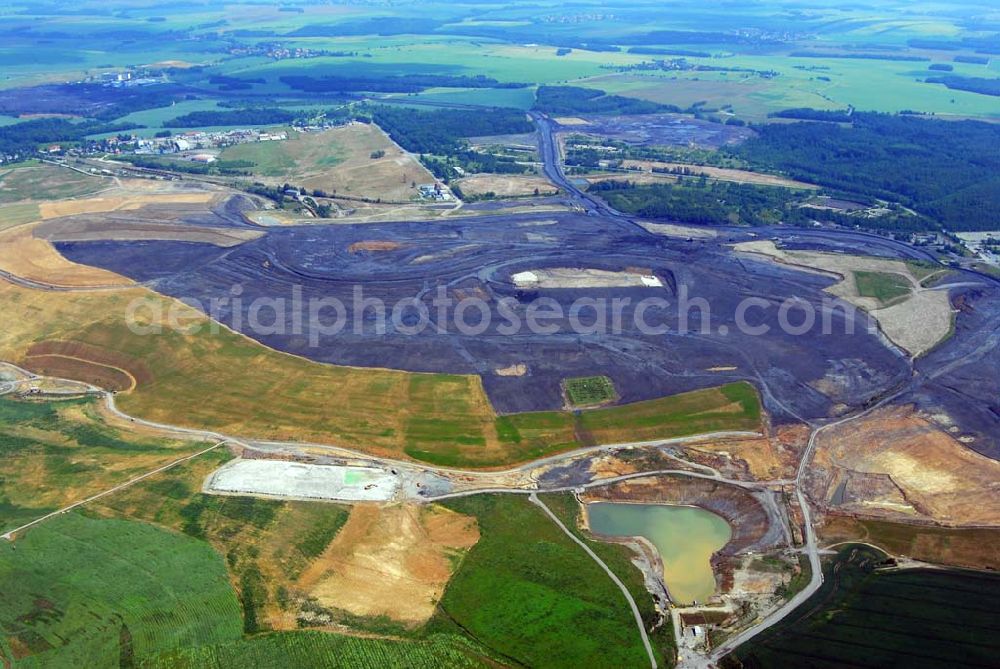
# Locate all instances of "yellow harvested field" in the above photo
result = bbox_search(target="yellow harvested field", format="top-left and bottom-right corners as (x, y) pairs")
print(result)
(554, 117), (591, 126)
(37, 190), (217, 219)
(453, 174), (558, 198)
(734, 240), (952, 356)
(222, 123), (435, 202)
(812, 405), (1000, 525)
(297, 504), (479, 626)
(0, 279), (506, 460)
(0, 224), (133, 288)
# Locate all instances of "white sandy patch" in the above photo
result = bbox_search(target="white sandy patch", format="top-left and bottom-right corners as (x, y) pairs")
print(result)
(733, 240), (952, 356)
(206, 460), (398, 502)
(512, 267), (664, 289)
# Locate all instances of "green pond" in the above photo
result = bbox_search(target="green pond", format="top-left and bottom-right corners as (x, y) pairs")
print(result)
(587, 502), (732, 604)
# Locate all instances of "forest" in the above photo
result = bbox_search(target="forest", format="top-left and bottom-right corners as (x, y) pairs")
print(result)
(588, 178), (797, 226)
(726, 112), (1000, 230)
(587, 178), (930, 232)
(163, 108), (297, 128)
(0, 118), (139, 154)
(925, 75), (1000, 96)
(370, 106), (534, 154)
(533, 86), (672, 115)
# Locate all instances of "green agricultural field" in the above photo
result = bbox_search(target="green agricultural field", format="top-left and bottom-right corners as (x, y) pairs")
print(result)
(0, 396), (212, 534)
(580, 49), (1000, 122)
(217, 132), (302, 177)
(90, 451), (352, 634)
(564, 375), (617, 407)
(724, 544), (1000, 669)
(432, 494), (657, 668)
(413, 381), (762, 467)
(143, 631), (500, 669)
(0, 513), (243, 667)
(0, 202), (40, 230)
(854, 270), (912, 305)
(577, 381), (761, 444)
(0, 162), (106, 204)
(539, 493), (675, 663)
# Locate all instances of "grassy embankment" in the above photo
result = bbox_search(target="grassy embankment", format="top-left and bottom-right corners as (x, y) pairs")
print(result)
(853, 270), (912, 305)
(430, 494), (664, 668)
(0, 396), (211, 533)
(820, 515), (1000, 571)
(219, 122), (434, 201)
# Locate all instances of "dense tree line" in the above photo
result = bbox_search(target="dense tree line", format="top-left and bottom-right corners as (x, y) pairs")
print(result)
(954, 55), (990, 65)
(533, 86), (672, 115)
(768, 108), (853, 122)
(371, 106), (533, 154)
(628, 47), (711, 57)
(0, 118), (139, 155)
(208, 75), (266, 91)
(925, 75), (1000, 97)
(789, 51), (929, 62)
(280, 74), (527, 94)
(122, 155), (255, 176)
(163, 108), (296, 128)
(589, 178), (933, 232)
(724, 112), (1000, 230)
(589, 178), (797, 226)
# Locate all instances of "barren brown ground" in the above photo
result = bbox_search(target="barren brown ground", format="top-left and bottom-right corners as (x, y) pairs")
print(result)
(297, 504), (479, 626)
(818, 515), (1000, 570)
(37, 189), (217, 219)
(453, 174), (558, 198)
(618, 160), (818, 189)
(683, 424), (807, 481)
(811, 405), (1000, 526)
(346, 240), (403, 253)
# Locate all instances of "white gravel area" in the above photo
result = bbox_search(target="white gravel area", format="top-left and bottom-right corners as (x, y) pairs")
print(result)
(206, 460), (399, 502)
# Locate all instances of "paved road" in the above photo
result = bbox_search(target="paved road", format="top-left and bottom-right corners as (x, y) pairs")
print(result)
(531, 112), (634, 221)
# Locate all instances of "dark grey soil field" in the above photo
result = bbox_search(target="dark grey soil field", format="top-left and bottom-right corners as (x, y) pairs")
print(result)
(51, 111), (1000, 457)
(59, 209), (914, 425)
(556, 113), (754, 148)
